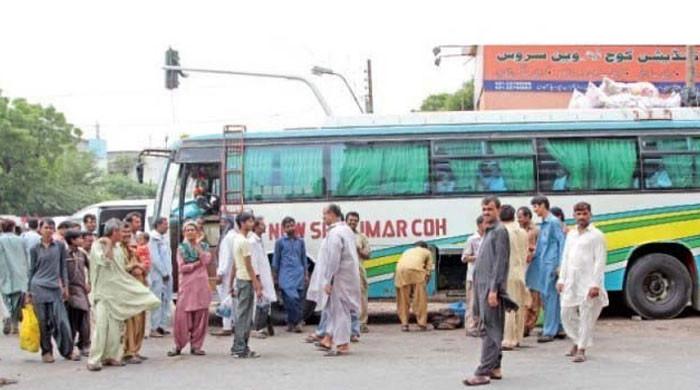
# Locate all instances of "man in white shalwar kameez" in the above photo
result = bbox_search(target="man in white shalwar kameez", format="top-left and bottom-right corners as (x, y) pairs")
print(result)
(249, 217), (277, 338)
(307, 204), (360, 356)
(557, 202), (608, 363)
(213, 216), (237, 336)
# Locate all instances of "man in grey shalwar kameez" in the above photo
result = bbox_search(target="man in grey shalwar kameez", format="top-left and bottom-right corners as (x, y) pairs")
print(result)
(307, 204), (360, 356)
(464, 196), (512, 387)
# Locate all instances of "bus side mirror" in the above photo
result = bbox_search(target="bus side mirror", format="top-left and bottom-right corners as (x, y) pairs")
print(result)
(136, 163), (144, 183)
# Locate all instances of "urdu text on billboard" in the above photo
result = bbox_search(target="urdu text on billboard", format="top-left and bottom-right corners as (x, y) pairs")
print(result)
(483, 45), (700, 93)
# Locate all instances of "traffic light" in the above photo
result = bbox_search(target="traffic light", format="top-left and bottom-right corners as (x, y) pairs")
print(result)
(165, 48), (186, 89)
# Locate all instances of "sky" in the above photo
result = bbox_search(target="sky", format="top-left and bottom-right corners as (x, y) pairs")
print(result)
(1, 0), (695, 151)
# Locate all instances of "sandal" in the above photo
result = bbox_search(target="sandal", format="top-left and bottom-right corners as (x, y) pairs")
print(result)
(190, 349), (206, 356)
(565, 345), (578, 357)
(463, 376), (491, 386)
(315, 342), (332, 351)
(304, 334), (320, 343)
(572, 352), (586, 363)
(166, 349), (182, 357)
(401, 325), (409, 332)
(324, 349), (348, 357)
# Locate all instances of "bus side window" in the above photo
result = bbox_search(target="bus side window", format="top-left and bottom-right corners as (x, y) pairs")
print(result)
(431, 139), (535, 194)
(640, 136), (700, 189)
(538, 138), (639, 191)
(328, 142), (430, 197)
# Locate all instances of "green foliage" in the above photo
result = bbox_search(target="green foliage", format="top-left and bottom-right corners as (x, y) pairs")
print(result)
(419, 80), (475, 111)
(110, 154), (136, 175)
(0, 91), (156, 216)
(94, 174), (156, 200)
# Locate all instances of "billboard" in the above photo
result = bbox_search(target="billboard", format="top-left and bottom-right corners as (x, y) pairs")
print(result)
(483, 45), (700, 93)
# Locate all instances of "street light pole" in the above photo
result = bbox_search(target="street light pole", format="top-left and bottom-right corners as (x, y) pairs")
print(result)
(311, 66), (364, 114)
(163, 65), (333, 116)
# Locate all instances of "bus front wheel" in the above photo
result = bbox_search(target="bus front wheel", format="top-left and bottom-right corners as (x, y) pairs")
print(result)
(624, 253), (692, 319)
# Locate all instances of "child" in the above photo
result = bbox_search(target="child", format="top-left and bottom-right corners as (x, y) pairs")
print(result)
(135, 232), (152, 274)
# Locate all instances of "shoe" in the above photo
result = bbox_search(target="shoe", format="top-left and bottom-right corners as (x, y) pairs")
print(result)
(267, 323), (275, 336)
(572, 351), (586, 363)
(123, 356), (142, 365)
(67, 352), (81, 361)
(41, 354), (55, 364)
(401, 325), (409, 332)
(286, 325), (294, 333)
(190, 349), (206, 356)
(350, 335), (360, 343)
(136, 354), (148, 361)
(103, 359), (125, 367)
(86, 363), (102, 372)
(2, 320), (10, 336)
(149, 331), (164, 338)
(490, 368), (503, 380)
(251, 330), (268, 339)
(293, 324), (303, 333)
(360, 325), (370, 334)
(232, 350), (260, 359)
(537, 336), (555, 343)
(157, 327), (171, 335)
(555, 332), (567, 340)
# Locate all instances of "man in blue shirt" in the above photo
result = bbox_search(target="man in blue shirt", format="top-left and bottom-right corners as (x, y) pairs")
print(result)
(272, 217), (308, 333)
(149, 217), (173, 337)
(525, 196), (566, 343)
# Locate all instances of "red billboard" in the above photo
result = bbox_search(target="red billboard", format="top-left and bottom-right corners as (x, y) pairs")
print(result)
(483, 45), (700, 93)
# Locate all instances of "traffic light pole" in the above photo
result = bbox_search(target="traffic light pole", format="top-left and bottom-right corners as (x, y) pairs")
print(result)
(162, 65), (333, 116)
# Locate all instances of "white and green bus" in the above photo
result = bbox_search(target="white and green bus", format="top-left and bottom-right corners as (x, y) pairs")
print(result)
(147, 108), (700, 320)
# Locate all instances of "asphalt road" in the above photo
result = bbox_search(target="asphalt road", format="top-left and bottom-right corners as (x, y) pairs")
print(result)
(1, 311), (699, 390)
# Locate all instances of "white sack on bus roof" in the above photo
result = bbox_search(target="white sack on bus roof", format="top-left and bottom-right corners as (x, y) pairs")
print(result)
(568, 77), (681, 109)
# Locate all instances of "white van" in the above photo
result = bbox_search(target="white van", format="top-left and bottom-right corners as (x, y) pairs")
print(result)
(70, 199), (154, 235)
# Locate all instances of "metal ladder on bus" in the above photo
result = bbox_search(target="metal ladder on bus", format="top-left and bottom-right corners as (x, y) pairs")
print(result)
(221, 124), (246, 214)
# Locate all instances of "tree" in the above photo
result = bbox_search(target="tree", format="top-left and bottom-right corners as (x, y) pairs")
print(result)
(110, 154), (136, 176)
(0, 91), (156, 216)
(419, 80), (475, 111)
(94, 174), (156, 200)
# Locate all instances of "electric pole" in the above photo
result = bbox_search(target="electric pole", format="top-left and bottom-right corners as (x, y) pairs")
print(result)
(683, 45), (698, 106)
(365, 59), (374, 113)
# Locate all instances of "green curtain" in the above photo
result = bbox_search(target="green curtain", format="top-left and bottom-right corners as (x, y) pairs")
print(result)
(590, 139), (637, 189)
(336, 144), (428, 196)
(444, 141), (482, 192)
(545, 140), (591, 190)
(490, 141), (535, 191)
(329, 145), (346, 193)
(243, 147), (276, 200)
(449, 160), (480, 192)
(337, 146), (383, 196)
(280, 147), (324, 197)
(658, 138), (693, 188)
(693, 138), (700, 187)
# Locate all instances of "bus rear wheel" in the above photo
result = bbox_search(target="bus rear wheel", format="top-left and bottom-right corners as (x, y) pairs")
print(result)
(624, 253), (691, 319)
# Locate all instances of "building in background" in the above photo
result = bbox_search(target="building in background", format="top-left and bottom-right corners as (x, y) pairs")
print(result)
(473, 45), (700, 110)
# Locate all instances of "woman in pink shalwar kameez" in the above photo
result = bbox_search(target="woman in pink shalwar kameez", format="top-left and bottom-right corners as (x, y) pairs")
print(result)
(168, 221), (211, 357)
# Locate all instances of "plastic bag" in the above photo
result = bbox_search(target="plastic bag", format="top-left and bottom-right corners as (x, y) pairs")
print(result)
(215, 295), (235, 319)
(19, 304), (40, 353)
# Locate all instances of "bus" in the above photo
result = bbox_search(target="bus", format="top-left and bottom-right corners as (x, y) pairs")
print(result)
(148, 108), (700, 320)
